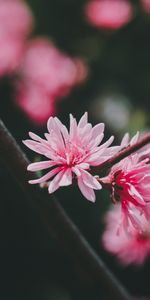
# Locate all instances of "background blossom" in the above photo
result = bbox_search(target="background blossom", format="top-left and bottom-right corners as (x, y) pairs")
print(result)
(0, 0), (33, 76)
(102, 205), (150, 265)
(85, 0), (133, 30)
(15, 38), (88, 125)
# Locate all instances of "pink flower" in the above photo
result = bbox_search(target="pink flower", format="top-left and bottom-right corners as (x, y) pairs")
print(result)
(0, 0), (33, 38)
(15, 38), (88, 125)
(141, 0), (150, 14)
(104, 133), (150, 233)
(85, 0), (133, 30)
(0, 0), (33, 76)
(16, 82), (55, 125)
(102, 205), (150, 265)
(23, 113), (117, 202)
(18, 38), (88, 98)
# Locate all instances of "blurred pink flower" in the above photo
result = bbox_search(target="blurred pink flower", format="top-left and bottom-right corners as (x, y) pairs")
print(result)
(18, 38), (88, 98)
(23, 112), (117, 202)
(0, 0), (33, 76)
(16, 82), (55, 125)
(104, 132), (150, 233)
(102, 205), (150, 265)
(0, 0), (33, 37)
(141, 0), (150, 14)
(85, 0), (133, 30)
(15, 38), (88, 125)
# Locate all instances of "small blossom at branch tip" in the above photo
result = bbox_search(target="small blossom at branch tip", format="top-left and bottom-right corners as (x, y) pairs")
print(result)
(85, 0), (133, 30)
(104, 132), (150, 233)
(23, 113), (118, 201)
(102, 205), (150, 266)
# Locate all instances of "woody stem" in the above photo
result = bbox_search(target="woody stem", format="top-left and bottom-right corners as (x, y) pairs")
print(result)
(94, 133), (150, 174)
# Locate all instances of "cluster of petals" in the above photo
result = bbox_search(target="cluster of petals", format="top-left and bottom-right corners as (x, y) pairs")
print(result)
(105, 132), (150, 233)
(0, 0), (33, 76)
(102, 205), (150, 265)
(15, 38), (88, 125)
(23, 113), (118, 202)
(85, 0), (133, 30)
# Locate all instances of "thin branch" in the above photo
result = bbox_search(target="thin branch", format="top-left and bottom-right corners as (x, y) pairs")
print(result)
(0, 119), (132, 300)
(94, 133), (150, 174)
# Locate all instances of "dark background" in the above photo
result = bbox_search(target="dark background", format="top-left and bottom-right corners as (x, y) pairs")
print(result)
(1, 0), (150, 299)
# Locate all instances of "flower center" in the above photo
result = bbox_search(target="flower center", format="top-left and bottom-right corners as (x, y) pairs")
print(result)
(111, 170), (124, 203)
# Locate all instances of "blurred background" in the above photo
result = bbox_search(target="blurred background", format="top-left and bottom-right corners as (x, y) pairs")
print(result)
(1, 0), (150, 299)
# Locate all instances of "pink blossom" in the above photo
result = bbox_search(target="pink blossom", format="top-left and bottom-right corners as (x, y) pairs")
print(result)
(104, 132), (150, 233)
(18, 38), (88, 98)
(0, 0), (33, 38)
(16, 82), (55, 125)
(0, 0), (33, 76)
(23, 113), (117, 202)
(141, 0), (150, 14)
(15, 38), (88, 125)
(85, 0), (133, 30)
(102, 205), (150, 265)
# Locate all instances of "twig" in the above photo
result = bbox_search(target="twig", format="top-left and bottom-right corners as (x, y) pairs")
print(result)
(0, 119), (132, 300)
(94, 133), (150, 174)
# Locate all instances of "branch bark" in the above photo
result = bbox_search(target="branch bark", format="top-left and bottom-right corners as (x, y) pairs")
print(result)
(0, 119), (132, 300)
(94, 133), (150, 174)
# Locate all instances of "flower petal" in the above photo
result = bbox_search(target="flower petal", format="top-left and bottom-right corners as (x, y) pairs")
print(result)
(29, 167), (61, 184)
(48, 169), (65, 193)
(59, 168), (72, 186)
(80, 169), (102, 190)
(77, 176), (96, 202)
(27, 160), (57, 171)
(78, 112), (88, 128)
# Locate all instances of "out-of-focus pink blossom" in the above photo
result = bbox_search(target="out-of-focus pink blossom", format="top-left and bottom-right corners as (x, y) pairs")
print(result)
(16, 82), (55, 125)
(18, 38), (88, 98)
(15, 38), (88, 125)
(102, 205), (150, 265)
(0, 0), (33, 76)
(85, 0), (133, 30)
(104, 132), (150, 233)
(0, 0), (33, 38)
(0, 35), (24, 76)
(23, 113), (118, 202)
(141, 0), (150, 14)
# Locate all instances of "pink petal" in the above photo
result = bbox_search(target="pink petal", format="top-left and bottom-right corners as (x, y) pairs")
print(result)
(98, 135), (114, 149)
(120, 133), (129, 147)
(72, 166), (81, 176)
(128, 184), (145, 206)
(91, 123), (105, 139)
(23, 140), (50, 155)
(48, 169), (65, 193)
(29, 167), (61, 184)
(77, 163), (89, 169)
(130, 132), (139, 145)
(27, 160), (57, 171)
(77, 177), (96, 202)
(59, 168), (72, 186)
(28, 132), (45, 142)
(78, 112), (88, 128)
(80, 169), (102, 190)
